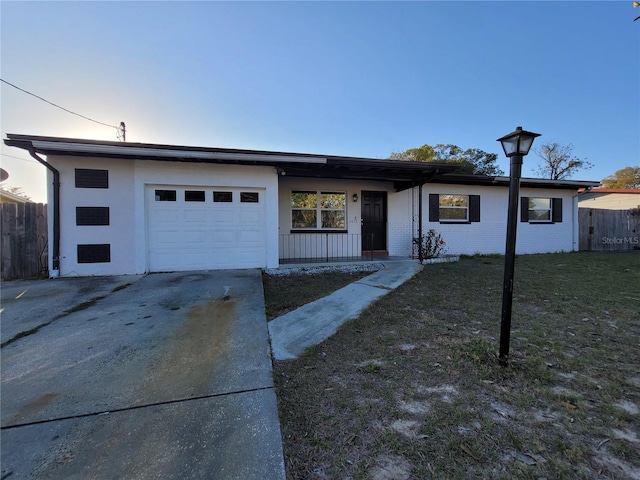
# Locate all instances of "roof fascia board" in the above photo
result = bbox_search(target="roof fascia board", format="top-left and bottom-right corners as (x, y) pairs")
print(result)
(434, 174), (599, 190)
(30, 141), (327, 164)
(493, 176), (600, 188)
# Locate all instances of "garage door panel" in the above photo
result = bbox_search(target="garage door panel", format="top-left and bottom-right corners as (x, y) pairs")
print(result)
(184, 210), (206, 222)
(239, 230), (262, 243)
(240, 210), (261, 223)
(154, 209), (179, 223)
(213, 230), (235, 243)
(147, 186), (267, 272)
(153, 229), (183, 245)
(211, 211), (235, 223)
(183, 230), (207, 244)
(183, 253), (209, 266)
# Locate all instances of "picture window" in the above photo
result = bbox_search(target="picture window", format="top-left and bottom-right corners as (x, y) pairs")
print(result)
(291, 191), (346, 230)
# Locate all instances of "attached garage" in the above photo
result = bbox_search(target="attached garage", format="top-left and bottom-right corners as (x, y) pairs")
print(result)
(146, 185), (267, 272)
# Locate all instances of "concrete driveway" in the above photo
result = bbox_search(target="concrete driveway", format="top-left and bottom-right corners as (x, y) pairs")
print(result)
(1, 270), (285, 479)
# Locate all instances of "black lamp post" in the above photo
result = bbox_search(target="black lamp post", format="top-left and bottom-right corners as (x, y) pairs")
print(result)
(496, 126), (540, 365)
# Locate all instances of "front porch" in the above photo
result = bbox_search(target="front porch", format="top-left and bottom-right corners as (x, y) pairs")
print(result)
(278, 233), (392, 264)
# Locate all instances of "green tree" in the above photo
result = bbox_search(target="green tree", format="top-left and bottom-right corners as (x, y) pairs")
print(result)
(390, 143), (503, 176)
(601, 166), (640, 188)
(389, 144), (435, 162)
(533, 142), (593, 180)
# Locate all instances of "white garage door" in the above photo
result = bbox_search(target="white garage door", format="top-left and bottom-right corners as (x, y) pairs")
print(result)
(146, 186), (267, 272)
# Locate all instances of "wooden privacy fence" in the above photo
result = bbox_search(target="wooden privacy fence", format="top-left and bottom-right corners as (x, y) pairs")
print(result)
(1, 203), (48, 280)
(579, 207), (640, 251)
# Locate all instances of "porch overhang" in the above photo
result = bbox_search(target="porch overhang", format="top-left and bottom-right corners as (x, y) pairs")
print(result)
(278, 158), (458, 191)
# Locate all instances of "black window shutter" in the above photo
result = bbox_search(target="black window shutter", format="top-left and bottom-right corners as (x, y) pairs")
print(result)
(429, 194), (439, 222)
(469, 195), (480, 222)
(552, 198), (563, 223)
(520, 197), (529, 222)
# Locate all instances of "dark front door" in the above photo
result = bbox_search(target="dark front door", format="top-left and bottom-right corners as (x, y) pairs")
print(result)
(361, 191), (387, 251)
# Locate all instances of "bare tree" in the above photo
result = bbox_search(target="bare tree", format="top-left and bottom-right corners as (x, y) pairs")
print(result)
(533, 142), (593, 180)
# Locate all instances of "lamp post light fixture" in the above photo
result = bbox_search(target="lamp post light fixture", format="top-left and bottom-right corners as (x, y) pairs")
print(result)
(496, 126), (541, 366)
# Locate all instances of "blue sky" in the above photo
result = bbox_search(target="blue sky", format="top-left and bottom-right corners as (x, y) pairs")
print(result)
(2, 1), (638, 202)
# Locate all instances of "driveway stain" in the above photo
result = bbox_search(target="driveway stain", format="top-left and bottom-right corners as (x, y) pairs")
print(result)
(10, 393), (59, 424)
(141, 296), (237, 401)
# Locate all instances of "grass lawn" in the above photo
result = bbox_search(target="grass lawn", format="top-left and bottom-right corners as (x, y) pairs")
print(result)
(270, 252), (640, 480)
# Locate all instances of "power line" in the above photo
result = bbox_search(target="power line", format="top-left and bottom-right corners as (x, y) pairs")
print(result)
(1, 153), (39, 163)
(1, 78), (120, 131)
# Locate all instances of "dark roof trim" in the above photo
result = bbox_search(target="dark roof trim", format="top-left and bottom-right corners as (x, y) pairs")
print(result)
(432, 173), (600, 190)
(4, 134), (458, 190)
(4, 134), (599, 190)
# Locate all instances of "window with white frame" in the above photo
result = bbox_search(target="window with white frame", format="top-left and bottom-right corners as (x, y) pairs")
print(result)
(291, 191), (346, 230)
(439, 194), (469, 221)
(527, 197), (552, 222)
(521, 197), (562, 223)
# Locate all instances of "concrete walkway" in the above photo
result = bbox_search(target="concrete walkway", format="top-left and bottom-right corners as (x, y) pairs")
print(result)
(268, 258), (423, 360)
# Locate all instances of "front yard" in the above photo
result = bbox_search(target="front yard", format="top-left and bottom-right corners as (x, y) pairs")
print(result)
(268, 252), (640, 480)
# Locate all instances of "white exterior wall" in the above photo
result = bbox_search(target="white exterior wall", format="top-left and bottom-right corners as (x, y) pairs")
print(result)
(517, 187), (577, 253)
(47, 156), (278, 276)
(278, 177), (399, 259)
(422, 184), (578, 255)
(277, 179), (580, 259)
(47, 153), (582, 276)
(46, 155), (136, 276)
(387, 188), (415, 257)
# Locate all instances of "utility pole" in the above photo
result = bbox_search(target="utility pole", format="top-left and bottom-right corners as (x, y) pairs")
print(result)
(119, 122), (126, 142)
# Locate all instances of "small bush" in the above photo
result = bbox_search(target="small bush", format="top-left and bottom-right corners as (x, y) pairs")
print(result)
(413, 229), (447, 259)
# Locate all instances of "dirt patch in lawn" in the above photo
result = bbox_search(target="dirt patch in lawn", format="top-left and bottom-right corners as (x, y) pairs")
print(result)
(272, 252), (640, 479)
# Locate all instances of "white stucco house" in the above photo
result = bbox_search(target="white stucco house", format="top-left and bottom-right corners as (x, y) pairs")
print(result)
(4, 134), (600, 277)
